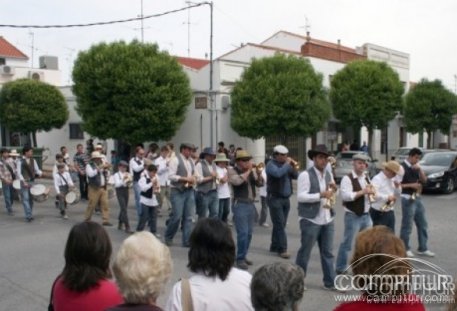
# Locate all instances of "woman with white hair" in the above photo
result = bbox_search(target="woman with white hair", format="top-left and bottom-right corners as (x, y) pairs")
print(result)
(108, 231), (173, 311)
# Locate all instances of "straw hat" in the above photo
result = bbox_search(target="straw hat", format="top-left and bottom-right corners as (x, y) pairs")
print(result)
(235, 150), (252, 160)
(91, 151), (104, 159)
(214, 153), (229, 163)
(382, 161), (401, 174)
(9, 149), (20, 157)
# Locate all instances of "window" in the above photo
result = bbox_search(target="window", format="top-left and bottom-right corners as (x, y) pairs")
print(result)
(0, 58), (5, 65)
(69, 123), (84, 139)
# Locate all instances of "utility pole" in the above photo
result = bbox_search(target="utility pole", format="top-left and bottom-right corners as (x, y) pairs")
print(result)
(185, 1), (192, 57)
(140, 0), (144, 42)
(29, 31), (34, 68)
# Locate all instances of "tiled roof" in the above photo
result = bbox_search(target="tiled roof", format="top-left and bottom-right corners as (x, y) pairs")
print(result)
(0, 37), (28, 59)
(176, 56), (210, 70)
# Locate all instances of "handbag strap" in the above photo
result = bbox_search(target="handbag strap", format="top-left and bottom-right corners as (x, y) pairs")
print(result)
(181, 278), (194, 311)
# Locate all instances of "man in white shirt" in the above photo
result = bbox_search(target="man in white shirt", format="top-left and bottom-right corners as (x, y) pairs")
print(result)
(17, 146), (42, 222)
(335, 153), (375, 275)
(215, 153), (231, 222)
(129, 146), (145, 218)
(84, 151), (112, 226)
(370, 160), (402, 232)
(154, 145), (171, 215)
(54, 163), (74, 219)
(195, 147), (219, 219)
(296, 145), (338, 290)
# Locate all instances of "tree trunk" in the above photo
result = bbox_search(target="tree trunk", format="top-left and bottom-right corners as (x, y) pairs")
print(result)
(367, 128), (374, 157)
(426, 130), (432, 149)
(32, 132), (37, 147)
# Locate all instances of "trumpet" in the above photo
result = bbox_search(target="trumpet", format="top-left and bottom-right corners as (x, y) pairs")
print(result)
(289, 158), (300, 170)
(328, 156), (337, 170)
(152, 176), (161, 193)
(381, 199), (395, 211)
(367, 184), (377, 203)
(253, 162), (265, 173)
(323, 184), (338, 209)
(123, 172), (133, 188)
(411, 183), (423, 201)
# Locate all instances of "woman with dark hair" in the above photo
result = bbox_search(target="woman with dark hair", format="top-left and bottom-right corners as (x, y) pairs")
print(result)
(165, 218), (253, 311)
(51, 221), (123, 311)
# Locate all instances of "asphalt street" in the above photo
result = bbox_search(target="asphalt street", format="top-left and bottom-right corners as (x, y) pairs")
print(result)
(0, 179), (455, 311)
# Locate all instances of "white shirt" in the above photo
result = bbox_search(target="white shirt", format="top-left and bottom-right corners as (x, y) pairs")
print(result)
(129, 156), (144, 177)
(17, 157), (42, 181)
(154, 156), (169, 186)
(138, 174), (158, 206)
(297, 167), (334, 225)
(169, 154), (193, 183)
(340, 170), (370, 214)
(259, 170), (267, 197)
(195, 160), (216, 187)
(85, 163), (106, 186)
(53, 171), (74, 194)
(216, 166), (231, 199)
(165, 268), (254, 311)
(371, 171), (401, 211)
(113, 171), (129, 188)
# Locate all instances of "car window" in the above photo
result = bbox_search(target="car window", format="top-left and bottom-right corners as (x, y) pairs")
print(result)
(420, 153), (456, 167)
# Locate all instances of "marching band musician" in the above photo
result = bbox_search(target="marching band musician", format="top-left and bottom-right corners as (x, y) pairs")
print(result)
(53, 163), (74, 220)
(84, 151), (112, 226)
(129, 146), (145, 219)
(113, 161), (133, 233)
(164, 143), (196, 247)
(195, 147), (219, 219)
(370, 160), (402, 232)
(335, 153), (374, 275)
(153, 145), (171, 216)
(296, 145), (338, 290)
(136, 164), (160, 236)
(214, 153), (231, 223)
(0, 148), (16, 215)
(17, 146), (42, 223)
(228, 150), (264, 270)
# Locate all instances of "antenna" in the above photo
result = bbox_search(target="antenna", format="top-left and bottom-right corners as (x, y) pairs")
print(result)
(299, 15), (311, 35)
(28, 30), (34, 68)
(185, 1), (193, 57)
(139, 0), (144, 42)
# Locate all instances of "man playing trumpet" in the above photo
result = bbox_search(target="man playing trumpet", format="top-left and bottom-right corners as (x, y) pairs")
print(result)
(336, 153), (374, 275)
(296, 145), (338, 290)
(369, 160), (402, 232)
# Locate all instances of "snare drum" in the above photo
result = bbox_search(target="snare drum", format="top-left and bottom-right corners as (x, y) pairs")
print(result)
(65, 191), (80, 205)
(30, 184), (50, 202)
(13, 179), (21, 190)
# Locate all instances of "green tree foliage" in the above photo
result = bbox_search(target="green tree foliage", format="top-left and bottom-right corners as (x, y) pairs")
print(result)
(231, 54), (330, 139)
(0, 79), (68, 146)
(330, 60), (404, 153)
(403, 79), (457, 148)
(72, 40), (192, 144)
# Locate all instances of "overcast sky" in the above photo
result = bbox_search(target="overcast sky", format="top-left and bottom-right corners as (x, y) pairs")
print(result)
(1, 0), (456, 90)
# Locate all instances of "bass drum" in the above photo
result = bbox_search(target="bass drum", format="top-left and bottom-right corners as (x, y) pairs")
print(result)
(30, 184), (50, 202)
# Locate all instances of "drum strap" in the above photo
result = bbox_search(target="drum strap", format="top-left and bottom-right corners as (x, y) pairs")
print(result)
(1, 160), (16, 180)
(58, 173), (68, 186)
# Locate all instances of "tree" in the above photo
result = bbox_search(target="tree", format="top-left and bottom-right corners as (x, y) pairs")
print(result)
(403, 79), (457, 148)
(72, 40), (192, 144)
(329, 60), (404, 155)
(0, 79), (68, 146)
(231, 54), (331, 140)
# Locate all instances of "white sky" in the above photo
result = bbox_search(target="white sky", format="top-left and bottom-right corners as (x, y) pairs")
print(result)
(1, 0), (457, 90)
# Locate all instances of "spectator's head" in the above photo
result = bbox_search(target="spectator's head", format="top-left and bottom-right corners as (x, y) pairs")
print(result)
(61, 222), (112, 292)
(113, 232), (172, 304)
(188, 218), (235, 281)
(60, 146), (67, 154)
(408, 148), (422, 165)
(22, 146), (33, 157)
(351, 225), (409, 297)
(251, 262), (305, 311)
(55, 153), (64, 162)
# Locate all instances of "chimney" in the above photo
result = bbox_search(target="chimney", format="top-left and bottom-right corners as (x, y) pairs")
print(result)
(306, 31), (311, 42)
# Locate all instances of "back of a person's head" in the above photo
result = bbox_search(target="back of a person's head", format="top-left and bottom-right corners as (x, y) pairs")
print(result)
(188, 218), (235, 280)
(62, 221), (112, 292)
(113, 231), (172, 304)
(251, 262), (305, 311)
(351, 225), (409, 296)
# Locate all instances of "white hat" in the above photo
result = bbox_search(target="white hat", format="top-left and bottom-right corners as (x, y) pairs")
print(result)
(273, 145), (289, 154)
(91, 151), (104, 159)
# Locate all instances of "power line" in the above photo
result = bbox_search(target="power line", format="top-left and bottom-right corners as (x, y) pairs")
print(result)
(0, 2), (207, 29)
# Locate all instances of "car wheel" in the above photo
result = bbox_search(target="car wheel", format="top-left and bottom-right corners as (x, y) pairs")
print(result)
(444, 178), (455, 194)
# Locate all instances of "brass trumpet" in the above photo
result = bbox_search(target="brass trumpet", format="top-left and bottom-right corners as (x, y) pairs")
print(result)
(254, 162), (265, 174)
(328, 156), (337, 170)
(323, 184), (338, 209)
(289, 158), (300, 170)
(381, 199), (395, 211)
(367, 184), (377, 203)
(411, 183), (422, 201)
(123, 172), (133, 188)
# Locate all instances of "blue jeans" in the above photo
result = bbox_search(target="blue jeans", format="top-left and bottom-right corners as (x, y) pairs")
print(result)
(133, 181), (142, 218)
(2, 182), (13, 213)
(400, 197), (429, 252)
(259, 196), (269, 225)
(20, 183), (34, 220)
(218, 198), (230, 222)
(164, 188), (195, 246)
(196, 190), (219, 219)
(267, 196), (290, 253)
(233, 201), (255, 261)
(370, 208), (395, 232)
(295, 218), (336, 288)
(336, 212), (372, 272)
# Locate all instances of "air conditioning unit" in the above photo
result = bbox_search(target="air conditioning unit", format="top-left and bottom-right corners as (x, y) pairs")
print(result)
(0, 65), (15, 75)
(28, 70), (44, 81)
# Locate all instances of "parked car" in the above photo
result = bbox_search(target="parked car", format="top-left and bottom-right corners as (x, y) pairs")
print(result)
(393, 147), (427, 163)
(334, 151), (378, 183)
(420, 151), (457, 194)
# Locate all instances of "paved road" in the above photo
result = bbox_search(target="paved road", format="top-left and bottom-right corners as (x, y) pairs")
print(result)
(0, 180), (455, 310)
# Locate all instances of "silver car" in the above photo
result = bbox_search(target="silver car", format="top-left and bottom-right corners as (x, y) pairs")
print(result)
(334, 151), (378, 183)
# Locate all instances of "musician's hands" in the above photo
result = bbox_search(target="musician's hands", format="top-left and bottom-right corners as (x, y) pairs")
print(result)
(411, 182), (422, 191)
(387, 195), (396, 203)
(321, 190), (334, 199)
(363, 186), (375, 195)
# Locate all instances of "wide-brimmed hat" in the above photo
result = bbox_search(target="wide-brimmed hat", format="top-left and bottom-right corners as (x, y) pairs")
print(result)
(91, 151), (104, 159)
(382, 161), (400, 174)
(9, 149), (20, 157)
(307, 144), (329, 160)
(236, 150), (252, 160)
(273, 145), (289, 154)
(95, 144), (103, 150)
(201, 147), (216, 156)
(214, 153), (229, 163)
(352, 153), (370, 163)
